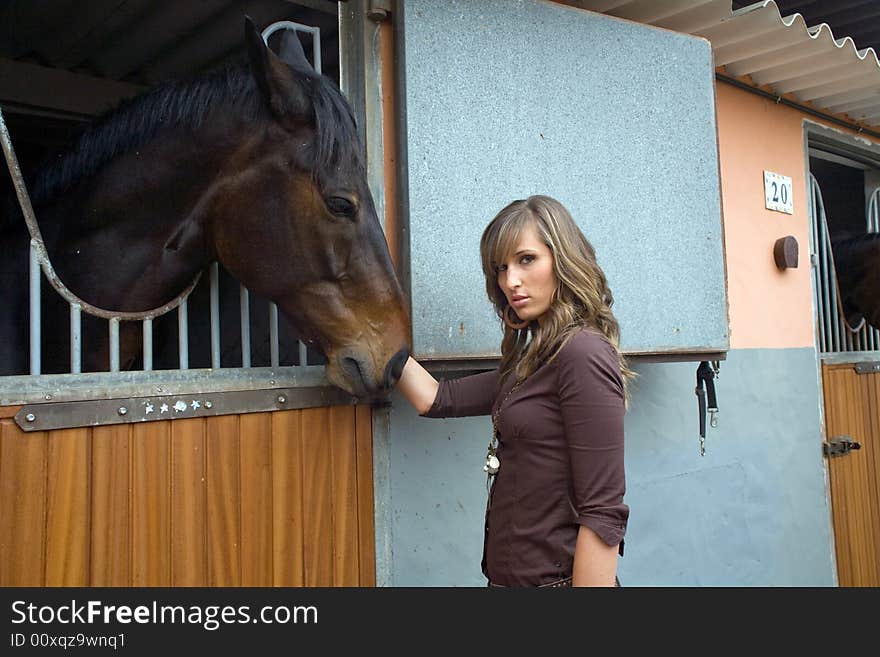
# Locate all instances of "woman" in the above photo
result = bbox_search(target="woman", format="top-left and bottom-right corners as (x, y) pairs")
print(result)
(397, 195), (632, 587)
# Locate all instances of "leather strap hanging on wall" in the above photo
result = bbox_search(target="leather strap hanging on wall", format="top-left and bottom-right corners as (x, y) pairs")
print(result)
(695, 361), (719, 456)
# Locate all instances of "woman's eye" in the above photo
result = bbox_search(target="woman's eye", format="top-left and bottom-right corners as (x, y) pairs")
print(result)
(326, 196), (357, 219)
(496, 264), (508, 273)
(520, 255), (535, 265)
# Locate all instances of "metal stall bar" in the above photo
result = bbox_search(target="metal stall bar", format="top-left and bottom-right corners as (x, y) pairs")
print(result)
(210, 262), (221, 368)
(269, 303), (280, 367)
(70, 304), (81, 374)
(262, 21), (322, 73)
(809, 178), (827, 354)
(29, 240), (41, 375)
(142, 318), (153, 371)
(867, 189), (880, 350)
(178, 299), (189, 369)
(240, 284), (251, 368)
(814, 177), (836, 353)
(109, 317), (120, 373)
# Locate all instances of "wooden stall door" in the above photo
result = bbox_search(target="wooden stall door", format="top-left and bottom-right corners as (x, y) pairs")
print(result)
(821, 363), (880, 586)
(0, 405), (375, 586)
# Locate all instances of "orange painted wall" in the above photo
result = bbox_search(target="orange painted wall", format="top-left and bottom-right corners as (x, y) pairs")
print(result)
(715, 82), (851, 350)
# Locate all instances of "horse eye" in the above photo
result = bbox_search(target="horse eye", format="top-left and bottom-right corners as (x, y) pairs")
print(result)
(325, 196), (357, 219)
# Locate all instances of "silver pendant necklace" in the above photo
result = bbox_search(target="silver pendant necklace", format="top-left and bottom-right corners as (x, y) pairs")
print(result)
(485, 379), (522, 479)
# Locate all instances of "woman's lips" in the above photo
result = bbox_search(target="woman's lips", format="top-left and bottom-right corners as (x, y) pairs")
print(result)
(511, 296), (529, 308)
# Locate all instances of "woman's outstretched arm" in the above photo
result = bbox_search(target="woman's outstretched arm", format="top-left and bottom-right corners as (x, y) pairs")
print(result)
(397, 356), (440, 415)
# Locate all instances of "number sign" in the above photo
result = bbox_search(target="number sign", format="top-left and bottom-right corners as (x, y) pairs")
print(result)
(764, 171), (793, 214)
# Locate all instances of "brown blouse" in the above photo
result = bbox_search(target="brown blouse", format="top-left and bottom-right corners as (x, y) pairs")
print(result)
(423, 329), (628, 586)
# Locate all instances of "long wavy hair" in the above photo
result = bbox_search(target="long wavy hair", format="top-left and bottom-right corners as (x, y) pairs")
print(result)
(479, 195), (635, 399)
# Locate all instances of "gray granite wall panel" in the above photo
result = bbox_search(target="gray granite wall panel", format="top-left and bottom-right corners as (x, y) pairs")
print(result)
(400, 0), (727, 358)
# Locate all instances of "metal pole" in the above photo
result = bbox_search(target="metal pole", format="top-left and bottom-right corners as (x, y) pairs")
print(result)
(109, 317), (120, 372)
(29, 240), (41, 375)
(143, 318), (153, 371)
(210, 262), (221, 368)
(270, 302), (280, 367)
(313, 27), (322, 74)
(70, 304), (81, 374)
(809, 180), (826, 354)
(240, 284), (251, 368)
(178, 299), (189, 369)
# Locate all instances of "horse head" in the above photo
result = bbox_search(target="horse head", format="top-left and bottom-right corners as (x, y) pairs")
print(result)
(202, 18), (411, 399)
(4, 18), (411, 393)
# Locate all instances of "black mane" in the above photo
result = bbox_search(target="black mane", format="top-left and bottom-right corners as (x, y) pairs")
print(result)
(306, 71), (363, 177)
(29, 62), (264, 208)
(25, 58), (362, 211)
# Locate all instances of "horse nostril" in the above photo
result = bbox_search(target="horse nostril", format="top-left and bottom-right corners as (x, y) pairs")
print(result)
(341, 357), (364, 388)
(383, 347), (410, 390)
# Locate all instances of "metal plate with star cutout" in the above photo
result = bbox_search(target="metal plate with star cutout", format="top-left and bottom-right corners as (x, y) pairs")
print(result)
(14, 386), (356, 432)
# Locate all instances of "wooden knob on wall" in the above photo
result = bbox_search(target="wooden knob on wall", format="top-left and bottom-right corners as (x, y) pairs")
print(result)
(773, 236), (798, 270)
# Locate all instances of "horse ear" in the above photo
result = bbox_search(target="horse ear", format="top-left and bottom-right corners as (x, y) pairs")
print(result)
(244, 16), (311, 124)
(278, 28), (313, 72)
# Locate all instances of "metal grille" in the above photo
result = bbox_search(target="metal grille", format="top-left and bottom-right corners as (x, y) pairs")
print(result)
(3, 22), (321, 378)
(810, 173), (880, 355)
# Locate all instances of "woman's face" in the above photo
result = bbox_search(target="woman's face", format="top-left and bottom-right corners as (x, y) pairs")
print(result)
(496, 222), (558, 324)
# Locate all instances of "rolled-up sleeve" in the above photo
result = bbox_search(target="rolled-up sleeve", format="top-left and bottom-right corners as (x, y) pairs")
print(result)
(422, 369), (500, 418)
(557, 333), (628, 548)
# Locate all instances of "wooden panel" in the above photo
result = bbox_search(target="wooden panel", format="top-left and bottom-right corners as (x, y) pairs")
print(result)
(206, 415), (240, 586)
(240, 413), (273, 586)
(91, 424), (131, 585)
(132, 420), (170, 586)
(0, 420), (47, 585)
(45, 427), (90, 586)
(330, 406), (359, 586)
(822, 364), (880, 586)
(272, 410), (304, 586)
(355, 405), (376, 586)
(860, 372), (880, 582)
(0, 401), (375, 587)
(301, 407), (333, 585)
(0, 406), (21, 419)
(868, 374), (880, 566)
(171, 417), (206, 586)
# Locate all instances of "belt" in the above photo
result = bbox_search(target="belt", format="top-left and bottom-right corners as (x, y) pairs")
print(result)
(488, 576), (572, 588)
(488, 576), (621, 588)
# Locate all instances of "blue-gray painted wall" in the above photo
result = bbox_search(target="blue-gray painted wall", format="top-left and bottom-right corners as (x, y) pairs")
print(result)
(384, 347), (835, 586)
(399, 0), (727, 359)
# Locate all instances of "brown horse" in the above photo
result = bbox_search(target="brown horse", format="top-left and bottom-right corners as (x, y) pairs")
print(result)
(0, 18), (410, 399)
(833, 232), (880, 330)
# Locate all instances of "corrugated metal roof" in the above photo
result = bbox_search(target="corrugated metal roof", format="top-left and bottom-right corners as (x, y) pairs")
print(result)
(733, 0), (880, 55)
(575, 0), (880, 132)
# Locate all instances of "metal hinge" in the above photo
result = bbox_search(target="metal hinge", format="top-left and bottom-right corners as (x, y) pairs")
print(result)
(368, 0), (392, 22)
(854, 361), (880, 375)
(823, 435), (861, 457)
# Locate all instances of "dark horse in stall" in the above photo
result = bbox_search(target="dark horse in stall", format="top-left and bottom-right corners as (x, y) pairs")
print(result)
(0, 18), (410, 399)
(833, 231), (880, 331)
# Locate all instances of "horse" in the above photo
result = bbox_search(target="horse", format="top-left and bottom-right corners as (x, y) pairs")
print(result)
(832, 231), (880, 331)
(0, 18), (411, 400)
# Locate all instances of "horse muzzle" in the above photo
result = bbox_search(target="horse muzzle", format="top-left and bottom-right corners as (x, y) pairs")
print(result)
(329, 346), (410, 401)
